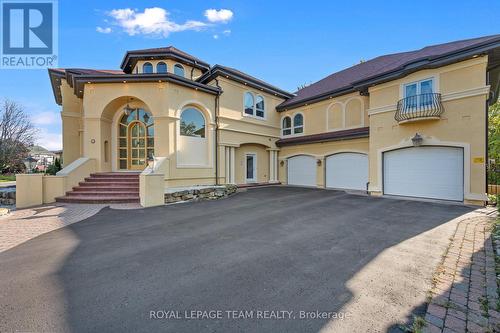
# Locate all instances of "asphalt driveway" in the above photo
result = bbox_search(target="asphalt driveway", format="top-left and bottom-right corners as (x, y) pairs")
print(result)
(0, 187), (472, 332)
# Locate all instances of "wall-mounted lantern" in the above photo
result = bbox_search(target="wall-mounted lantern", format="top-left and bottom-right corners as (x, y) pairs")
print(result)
(280, 160), (285, 167)
(317, 159), (322, 166)
(411, 133), (423, 147)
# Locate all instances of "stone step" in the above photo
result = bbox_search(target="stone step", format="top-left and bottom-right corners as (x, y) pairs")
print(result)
(78, 181), (139, 187)
(55, 196), (140, 204)
(72, 186), (139, 192)
(66, 191), (138, 197)
(90, 173), (140, 178)
(84, 177), (140, 183)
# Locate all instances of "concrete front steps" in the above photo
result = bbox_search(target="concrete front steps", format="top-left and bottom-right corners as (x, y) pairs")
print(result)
(55, 172), (140, 204)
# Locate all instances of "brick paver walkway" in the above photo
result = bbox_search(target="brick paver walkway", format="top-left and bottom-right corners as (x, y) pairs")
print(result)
(0, 203), (142, 253)
(424, 208), (499, 333)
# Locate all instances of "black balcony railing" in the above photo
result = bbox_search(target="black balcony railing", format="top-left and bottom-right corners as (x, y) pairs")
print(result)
(395, 93), (444, 122)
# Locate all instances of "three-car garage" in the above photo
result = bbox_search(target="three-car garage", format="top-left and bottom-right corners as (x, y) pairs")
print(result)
(286, 146), (464, 202)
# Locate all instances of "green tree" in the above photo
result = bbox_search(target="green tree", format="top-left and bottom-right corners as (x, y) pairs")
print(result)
(180, 120), (197, 136)
(489, 101), (500, 163)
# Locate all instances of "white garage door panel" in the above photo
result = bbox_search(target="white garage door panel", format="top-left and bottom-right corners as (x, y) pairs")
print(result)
(326, 153), (368, 190)
(383, 147), (463, 201)
(288, 156), (316, 187)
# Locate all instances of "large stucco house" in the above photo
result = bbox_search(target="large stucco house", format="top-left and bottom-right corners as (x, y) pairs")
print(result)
(16, 34), (500, 207)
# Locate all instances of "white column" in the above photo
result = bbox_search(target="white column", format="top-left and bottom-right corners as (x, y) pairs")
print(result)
(225, 147), (230, 184)
(229, 147), (236, 184)
(268, 150), (279, 183)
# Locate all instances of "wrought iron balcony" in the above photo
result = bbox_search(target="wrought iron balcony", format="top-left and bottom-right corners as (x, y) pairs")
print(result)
(395, 93), (444, 123)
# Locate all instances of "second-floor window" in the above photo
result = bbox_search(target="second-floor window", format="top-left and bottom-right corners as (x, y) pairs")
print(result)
(243, 92), (265, 119)
(282, 116), (291, 136)
(404, 78), (434, 108)
(143, 62), (153, 74)
(174, 64), (185, 77)
(293, 114), (304, 134)
(157, 62), (167, 74)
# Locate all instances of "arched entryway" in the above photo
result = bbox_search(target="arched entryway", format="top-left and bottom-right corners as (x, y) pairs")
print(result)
(118, 108), (154, 170)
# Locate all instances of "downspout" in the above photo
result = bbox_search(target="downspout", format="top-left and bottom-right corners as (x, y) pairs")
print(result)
(214, 78), (222, 185)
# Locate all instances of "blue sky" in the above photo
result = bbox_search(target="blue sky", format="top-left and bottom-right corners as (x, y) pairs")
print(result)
(1, 0), (499, 150)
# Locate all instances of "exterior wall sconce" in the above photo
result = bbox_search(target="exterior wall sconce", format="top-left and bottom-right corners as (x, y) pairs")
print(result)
(123, 97), (134, 116)
(411, 133), (423, 147)
(90, 139), (96, 144)
(280, 160), (285, 167)
(317, 159), (322, 166)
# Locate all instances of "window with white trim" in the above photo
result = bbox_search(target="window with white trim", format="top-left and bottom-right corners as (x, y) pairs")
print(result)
(404, 78), (434, 108)
(255, 95), (265, 118)
(243, 92), (265, 119)
(244, 92), (254, 115)
(293, 114), (303, 134)
(282, 116), (292, 136)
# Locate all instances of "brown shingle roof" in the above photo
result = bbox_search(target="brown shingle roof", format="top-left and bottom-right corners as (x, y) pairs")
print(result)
(276, 127), (369, 147)
(278, 34), (500, 110)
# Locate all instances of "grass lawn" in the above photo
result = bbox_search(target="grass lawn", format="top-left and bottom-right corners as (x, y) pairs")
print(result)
(0, 175), (16, 182)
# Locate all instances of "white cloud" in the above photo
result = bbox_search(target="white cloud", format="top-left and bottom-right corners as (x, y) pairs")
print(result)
(204, 9), (233, 23)
(107, 7), (208, 37)
(213, 34), (219, 39)
(223, 29), (231, 36)
(35, 128), (62, 151)
(96, 26), (112, 34)
(31, 111), (59, 126)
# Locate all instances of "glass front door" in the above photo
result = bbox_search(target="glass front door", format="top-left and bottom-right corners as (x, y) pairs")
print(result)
(118, 109), (154, 170)
(246, 154), (256, 183)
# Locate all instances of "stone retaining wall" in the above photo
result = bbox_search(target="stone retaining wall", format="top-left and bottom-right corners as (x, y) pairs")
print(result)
(164, 185), (238, 204)
(0, 188), (15, 206)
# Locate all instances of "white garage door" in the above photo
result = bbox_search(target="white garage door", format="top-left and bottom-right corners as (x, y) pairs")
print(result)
(326, 153), (368, 190)
(383, 146), (463, 201)
(287, 155), (316, 187)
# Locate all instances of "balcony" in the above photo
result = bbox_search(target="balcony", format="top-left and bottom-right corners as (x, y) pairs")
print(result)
(395, 93), (444, 123)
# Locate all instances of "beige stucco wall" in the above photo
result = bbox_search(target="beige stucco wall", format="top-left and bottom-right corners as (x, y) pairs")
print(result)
(278, 138), (369, 187)
(278, 91), (369, 137)
(234, 144), (270, 184)
(60, 81), (83, 167)
(367, 56), (489, 203)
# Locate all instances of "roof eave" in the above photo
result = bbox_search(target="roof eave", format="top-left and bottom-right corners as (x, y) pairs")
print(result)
(72, 73), (221, 98)
(276, 127), (369, 147)
(48, 69), (65, 105)
(199, 66), (293, 99)
(120, 52), (211, 73)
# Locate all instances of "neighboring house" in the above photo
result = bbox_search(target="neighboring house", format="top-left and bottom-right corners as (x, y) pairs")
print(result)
(28, 145), (56, 171)
(47, 35), (500, 205)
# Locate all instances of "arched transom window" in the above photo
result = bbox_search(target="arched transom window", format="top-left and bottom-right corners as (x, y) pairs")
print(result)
(243, 92), (265, 119)
(180, 108), (205, 138)
(143, 62), (153, 74)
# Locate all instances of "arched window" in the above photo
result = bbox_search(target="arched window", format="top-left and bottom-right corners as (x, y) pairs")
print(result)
(156, 62), (167, 74)
(244, 92), (254, 115)
(293, 114), (304, 134)
(174, 64), (185, 77)
(255, 95), (265, 118)
(282, 116), (292, 136)
(180, 108), (205, 138)
(143, 62), (153, 74)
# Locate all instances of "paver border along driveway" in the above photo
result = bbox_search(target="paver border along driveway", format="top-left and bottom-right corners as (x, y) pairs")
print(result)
(0, 187), (476, 332)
